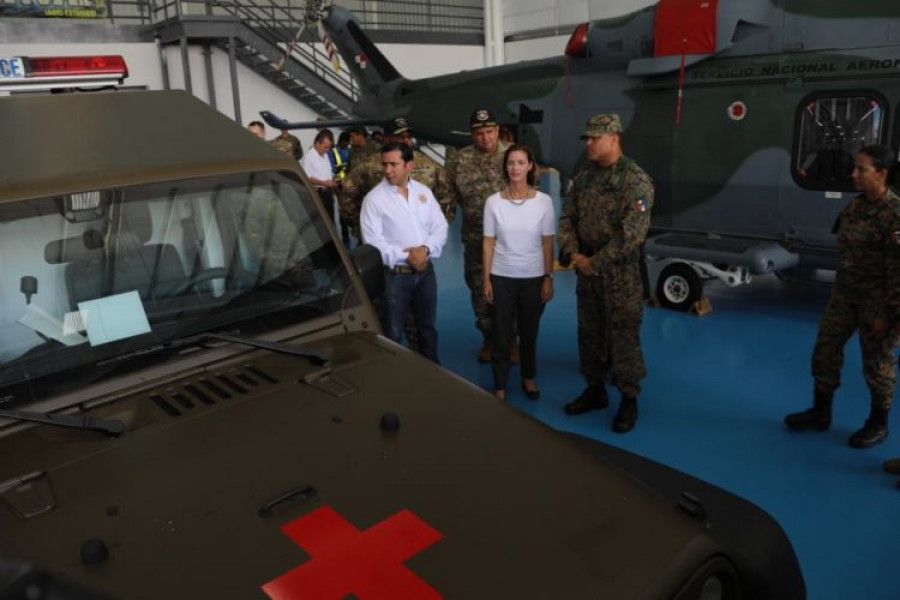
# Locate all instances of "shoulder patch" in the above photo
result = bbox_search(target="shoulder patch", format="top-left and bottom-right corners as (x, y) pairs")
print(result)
(635, 197), (650, 213)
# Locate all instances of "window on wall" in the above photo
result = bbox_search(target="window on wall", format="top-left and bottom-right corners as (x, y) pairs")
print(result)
(794, 94), (885, 190)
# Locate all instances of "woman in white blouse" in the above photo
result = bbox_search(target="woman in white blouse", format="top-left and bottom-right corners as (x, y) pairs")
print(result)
(482, 145), (556, 401)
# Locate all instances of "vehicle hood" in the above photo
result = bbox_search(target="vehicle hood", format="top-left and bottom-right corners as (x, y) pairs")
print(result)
(1, 332), (716, 598)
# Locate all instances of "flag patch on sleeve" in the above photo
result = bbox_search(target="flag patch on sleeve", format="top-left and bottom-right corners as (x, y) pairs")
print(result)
(635, 197), (650, 213)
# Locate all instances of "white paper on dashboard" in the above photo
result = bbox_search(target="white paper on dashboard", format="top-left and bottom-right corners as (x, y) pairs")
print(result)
(17, 303), (87, 347)
(78, 290), (151, 346)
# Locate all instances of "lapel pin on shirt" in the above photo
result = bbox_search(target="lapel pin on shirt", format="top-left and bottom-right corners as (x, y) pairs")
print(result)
(418, 193), (427, 204)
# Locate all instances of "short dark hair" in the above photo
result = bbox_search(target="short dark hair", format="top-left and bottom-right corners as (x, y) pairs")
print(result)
(248, 120), (265, 130)
(381, 142), (415, 163)
(348, 125), (367, 137)
(502, 144), (538, 186)
(858, 144), (896, 173)
(314, 129), (334, 144)
(338, 131), (351, 145)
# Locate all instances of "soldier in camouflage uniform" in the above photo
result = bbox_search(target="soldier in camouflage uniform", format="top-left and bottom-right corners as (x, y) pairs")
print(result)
(444, 108), (512, 362)
(347, 125), (379, 163)
(785, 144), (900, 449)
(270, 129), (303, 161)
(558, 114), (654, 434)
(340, 147), (382, 235)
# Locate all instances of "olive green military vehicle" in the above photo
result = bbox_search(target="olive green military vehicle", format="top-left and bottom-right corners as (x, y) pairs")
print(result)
(0, 89), (804, 599)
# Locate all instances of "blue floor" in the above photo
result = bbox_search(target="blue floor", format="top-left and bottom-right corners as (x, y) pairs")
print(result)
(428, 220), (899, 600)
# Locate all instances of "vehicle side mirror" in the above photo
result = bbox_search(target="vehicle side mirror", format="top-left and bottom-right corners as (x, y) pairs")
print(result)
(350, 244), (385, 301)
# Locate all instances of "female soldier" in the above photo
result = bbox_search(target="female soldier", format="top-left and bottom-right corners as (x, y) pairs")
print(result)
(482, 145), (556, 401)
(785, 144), (900, 448)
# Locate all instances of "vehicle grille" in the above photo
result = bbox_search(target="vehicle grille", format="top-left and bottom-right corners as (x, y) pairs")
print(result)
(149, 365), (278, 418)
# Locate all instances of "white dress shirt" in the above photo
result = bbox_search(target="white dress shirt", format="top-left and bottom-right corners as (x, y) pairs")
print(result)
(300, 148), (334, 186)
(360, 177), (448, 268)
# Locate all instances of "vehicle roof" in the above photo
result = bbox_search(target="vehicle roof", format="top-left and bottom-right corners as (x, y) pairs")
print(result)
(0, 90), (299, 202)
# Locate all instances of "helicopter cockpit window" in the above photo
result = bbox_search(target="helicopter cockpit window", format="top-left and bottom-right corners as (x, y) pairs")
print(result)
(794, 94), (884, 190)
(0, 172), (351, 391)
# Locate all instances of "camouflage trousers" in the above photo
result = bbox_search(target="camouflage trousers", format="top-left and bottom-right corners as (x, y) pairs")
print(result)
(463, 241), (492, 337)
(812, 291), (899, 409)
(576, 262), (646, 398)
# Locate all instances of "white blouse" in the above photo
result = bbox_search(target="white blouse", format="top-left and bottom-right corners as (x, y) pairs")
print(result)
(483, 191), (556, 278)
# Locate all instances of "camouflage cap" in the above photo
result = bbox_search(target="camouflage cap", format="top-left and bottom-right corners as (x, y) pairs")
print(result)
(581, 113), (623, 138)
(469, 108), (498, 129)
(386, 117), (411, 136)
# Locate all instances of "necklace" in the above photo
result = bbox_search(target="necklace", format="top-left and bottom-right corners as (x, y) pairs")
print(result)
(507, 186), (532, 205)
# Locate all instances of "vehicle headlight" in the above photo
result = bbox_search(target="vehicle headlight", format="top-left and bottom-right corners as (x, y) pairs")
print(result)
(698, 575), (724, 600)
(672, 556), (740, 600)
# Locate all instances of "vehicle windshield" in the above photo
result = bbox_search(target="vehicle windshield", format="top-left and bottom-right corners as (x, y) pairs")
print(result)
(0, 171), (351, 394)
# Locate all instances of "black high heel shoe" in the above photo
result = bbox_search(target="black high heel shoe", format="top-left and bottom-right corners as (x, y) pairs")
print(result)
(521, 381), (540, 400)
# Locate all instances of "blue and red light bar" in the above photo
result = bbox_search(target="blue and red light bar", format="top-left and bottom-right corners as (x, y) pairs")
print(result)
(0, 55), (128, 91)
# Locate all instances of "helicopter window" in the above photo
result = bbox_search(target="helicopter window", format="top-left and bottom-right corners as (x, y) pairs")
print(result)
(794, 94), (885, 191)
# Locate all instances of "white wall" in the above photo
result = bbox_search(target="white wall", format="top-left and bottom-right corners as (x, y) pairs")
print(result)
(504, 0), (656, 36)
(502, 0), (657, 62)
(161, 45), (322, 151)
(0, 38), (484, 151)
(381, 43), (485, 79)
(505, 35), (570, 64)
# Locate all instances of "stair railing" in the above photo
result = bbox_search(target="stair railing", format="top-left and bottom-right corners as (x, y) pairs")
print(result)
(217, 0), (360, 104)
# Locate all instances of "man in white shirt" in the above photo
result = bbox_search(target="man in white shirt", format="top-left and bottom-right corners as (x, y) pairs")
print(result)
(301, 129), (338, 228)
(360, 142), (448, 363)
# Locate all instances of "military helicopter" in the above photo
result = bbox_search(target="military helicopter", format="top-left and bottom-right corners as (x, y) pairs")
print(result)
(265, 0), (900, 310)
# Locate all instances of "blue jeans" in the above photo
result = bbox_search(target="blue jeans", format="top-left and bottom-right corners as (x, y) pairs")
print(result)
(382, 263), (439, 363)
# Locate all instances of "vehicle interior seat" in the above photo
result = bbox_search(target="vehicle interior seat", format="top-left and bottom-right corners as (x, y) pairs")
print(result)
(65, 202), (187, 311)
(0, 202), (103, 363)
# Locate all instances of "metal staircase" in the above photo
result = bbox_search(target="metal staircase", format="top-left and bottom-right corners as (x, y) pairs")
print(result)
(153, 0), (359, 120)
(223, 24), (354, 120)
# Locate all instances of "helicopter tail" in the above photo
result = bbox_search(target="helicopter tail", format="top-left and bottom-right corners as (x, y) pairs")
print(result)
(322, 5), (406, 118)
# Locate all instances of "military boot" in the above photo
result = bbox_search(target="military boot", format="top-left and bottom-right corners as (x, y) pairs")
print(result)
(564, 384), (609, 415)
(477, 338), (491, 363)
(612, 396), (638, 433)
(784, 389), (833, 431)
(882, 458), (900, 475)
(849, 406), (889, 449)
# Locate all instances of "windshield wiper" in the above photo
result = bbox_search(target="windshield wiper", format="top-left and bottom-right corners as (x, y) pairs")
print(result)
(206, 333), (331, 364)
(99, 331), (331, 366)
(0, 409), (125, 436)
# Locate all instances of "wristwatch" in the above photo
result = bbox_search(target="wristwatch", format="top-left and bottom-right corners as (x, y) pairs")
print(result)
(423, 245), (431, 256)
(543, 273), (553, 279)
